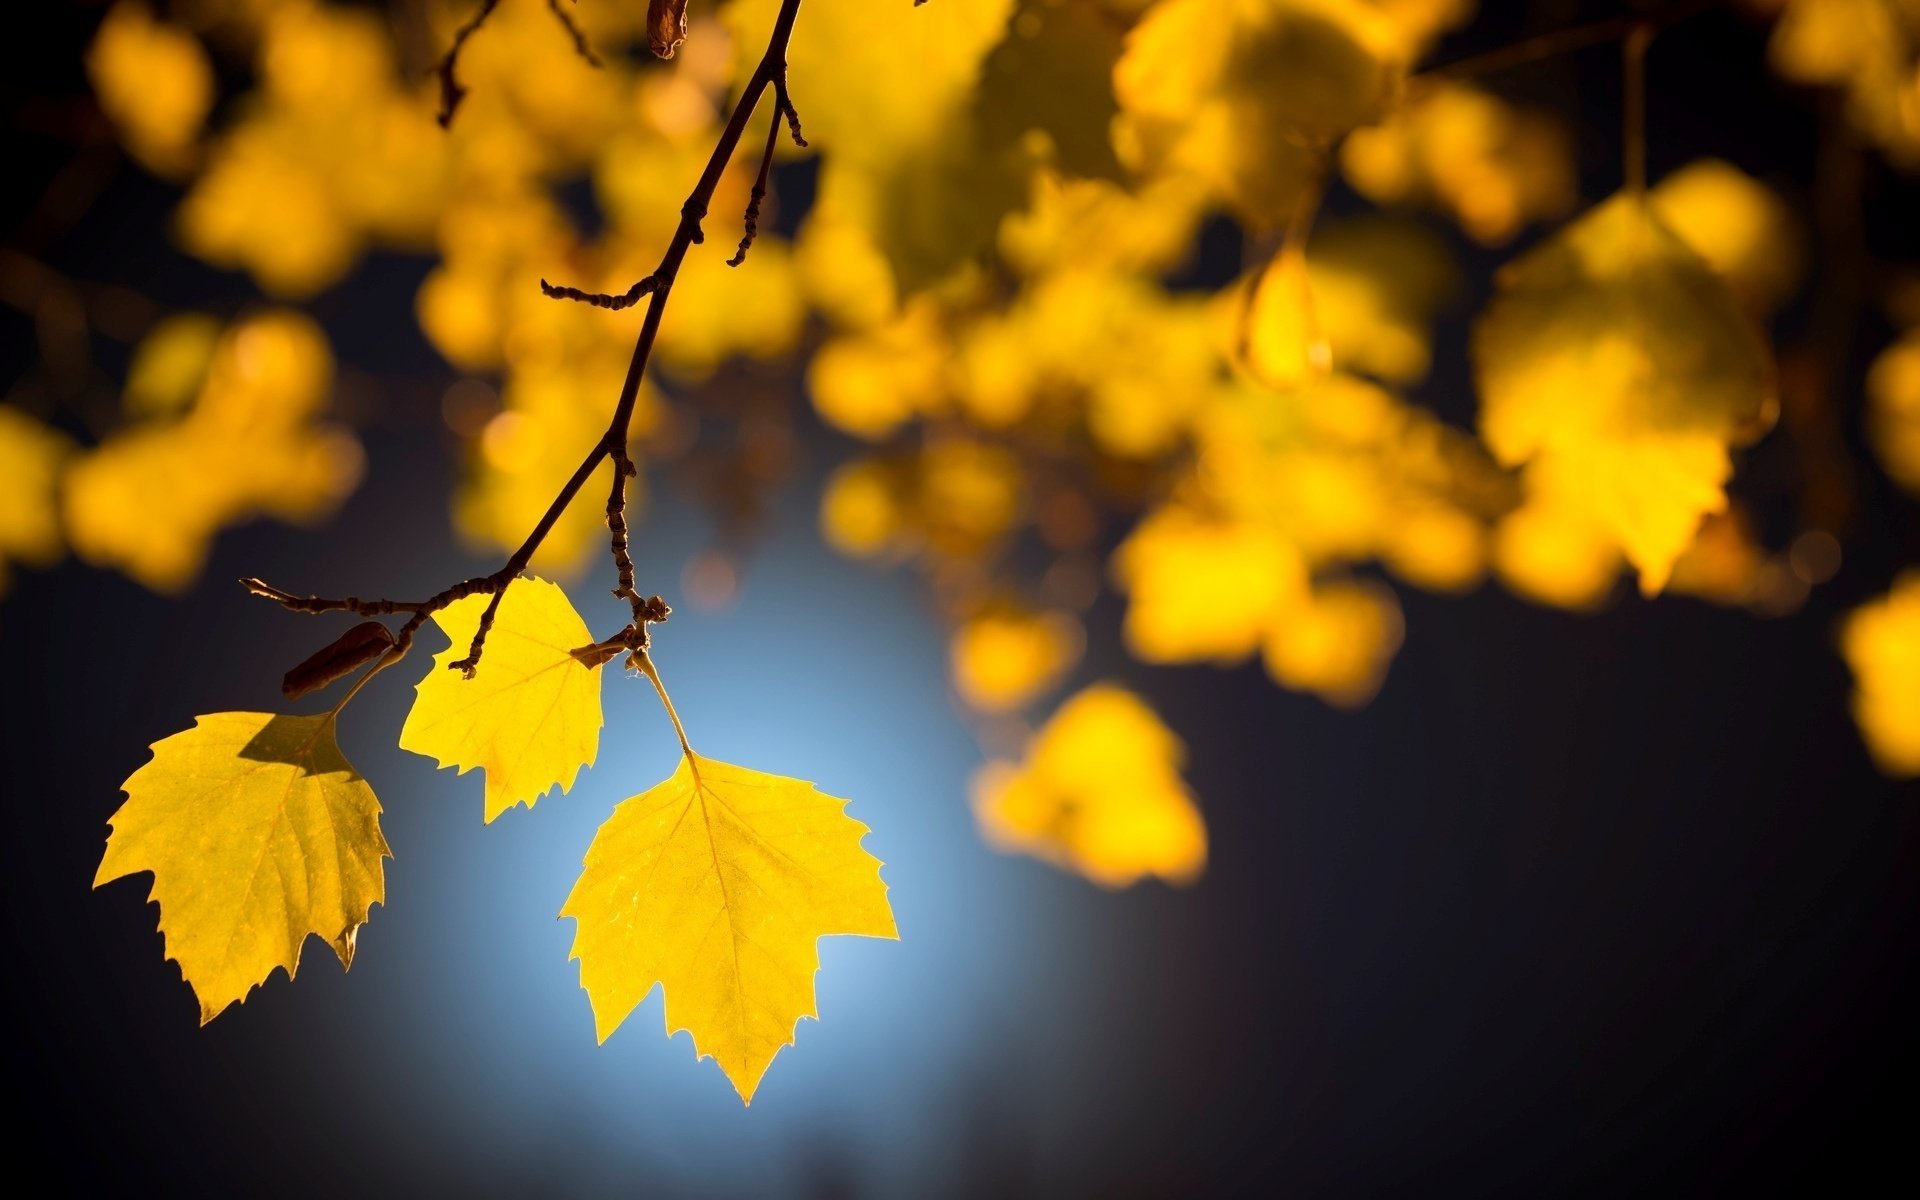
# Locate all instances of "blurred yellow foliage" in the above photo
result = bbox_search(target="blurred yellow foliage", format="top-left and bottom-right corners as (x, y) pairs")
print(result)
(1114, 0), (1406, 225)
(1474, 192), (1775, 596)
(179, 2), (448, 297)
(63, 311), (361, 592)
(1114, 506), (1307, 663)
(1262, 577), (1405, 707)
(0, 407), (75, 591)
(1868, 329), (1920, 493)
(1649, 159), (1802, 313)
(1769, 0), (1920, 168)
(973, 684), (1206, 887)
(1342, 81), (1575, 245)
(87, 4), (214, 177)
(1841, 572), (1920, 777)
(950, 607), (1084, 713)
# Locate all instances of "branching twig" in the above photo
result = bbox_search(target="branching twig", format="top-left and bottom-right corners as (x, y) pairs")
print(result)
(435, 0), (603, 128)
(1418, 0), (1720, 85)
(729, 110), (781, 266)
(255, 0), (813, 696)
(540, 275), (660, 310)
(434, 0), (501, 129)
(774, 73), (807, 148)
(546, 0), (603, 69)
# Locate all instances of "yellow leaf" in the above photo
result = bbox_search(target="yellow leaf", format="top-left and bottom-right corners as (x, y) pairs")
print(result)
(95, 712), (390, 1023)
(562, 751), (897, 1103)
(819, 459), (906, 558)
(399, 577), (604, 822)
(973, 684), (1206, 888)
(1243, 242), (1332, 389)
(950, 607), (1083, 713)
(123, 314), (223, 417)
(1341, 81), (1575, 245)
(1113, 505), (1306, 663)
(1492, 495), (1622, 611)
(1841, 572), (1920, 778)
(86, 3), (213, 177)
(1649, 159), (1802, 313)
(1868, 329), (1920, 494)
(1262, 578), (1404, 707)
(1114, 0), (1404, 224)
(1472, 192), (1774, 593)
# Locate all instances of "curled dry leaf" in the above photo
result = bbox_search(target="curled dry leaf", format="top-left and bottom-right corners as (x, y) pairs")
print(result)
(281, 620), (396, 700)
(648, 0), (691, 59)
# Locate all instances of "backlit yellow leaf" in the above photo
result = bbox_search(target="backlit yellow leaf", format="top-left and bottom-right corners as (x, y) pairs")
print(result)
(1113, 506), (1307, 663)
(1262, 577), (1404, 706)
(1114, 0), (1404, 225)
(87, 3), (213, 177)
(1472, 192), (1774, 593)
(973, 684), (1206, 887)
(563, 751), (897, 1103)
(1649, 159), (1802, 313)
(950, 607), (1083, 712)
(95, 712), (390, 1022)
(1243, 242), (1332, 389)
(399, 577), (604, 822)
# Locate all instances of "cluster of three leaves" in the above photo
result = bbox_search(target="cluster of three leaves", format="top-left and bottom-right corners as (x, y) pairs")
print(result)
(94, 578), (896, 1104)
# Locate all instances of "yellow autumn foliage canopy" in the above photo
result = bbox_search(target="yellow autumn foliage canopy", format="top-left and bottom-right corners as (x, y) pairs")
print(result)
(563, 747), (897, 1103)
(95, 712), (390, 1022)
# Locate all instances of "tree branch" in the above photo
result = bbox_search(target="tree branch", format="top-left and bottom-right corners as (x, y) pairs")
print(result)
(433, 0), (501, 129)
(1419, 0), (1720, 84)
(435, 0), (605, 129)
(254, 0), (812, 695)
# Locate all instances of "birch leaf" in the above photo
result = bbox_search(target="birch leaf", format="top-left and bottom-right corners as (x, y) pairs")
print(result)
(562, 753), (898, 1104)
(95, 712), (390, 1023)
(1472, 191), (1774, 593)
(399, 577), (603, 822)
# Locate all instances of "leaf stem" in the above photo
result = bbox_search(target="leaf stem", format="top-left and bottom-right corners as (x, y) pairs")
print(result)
(1623, 22), (1653, 195)
(635, 651), (695, 761)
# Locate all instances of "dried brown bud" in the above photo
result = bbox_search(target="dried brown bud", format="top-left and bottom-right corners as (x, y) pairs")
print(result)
(570, 641), (627, 670)
(282, 621), (397, 700)
(648, 0), (689, 59)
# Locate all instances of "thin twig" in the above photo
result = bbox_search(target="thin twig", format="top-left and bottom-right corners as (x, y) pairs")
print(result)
(1623, 23), (1653, 194)
(545, 0), (603, 69)
(434, 0), (502, 129)
(1419, 0), (1720, 84)
(541, 275), (659, 310)
(729, 108), (782, 267)
(774, 74), (807, 148)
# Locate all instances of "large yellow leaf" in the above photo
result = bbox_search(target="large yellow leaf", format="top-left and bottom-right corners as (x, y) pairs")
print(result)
(1472, 191), (1774, 593)
(95, 712), (389, 1023)
(562, 752), (898, 1104)
(399, 577), (604, 823)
